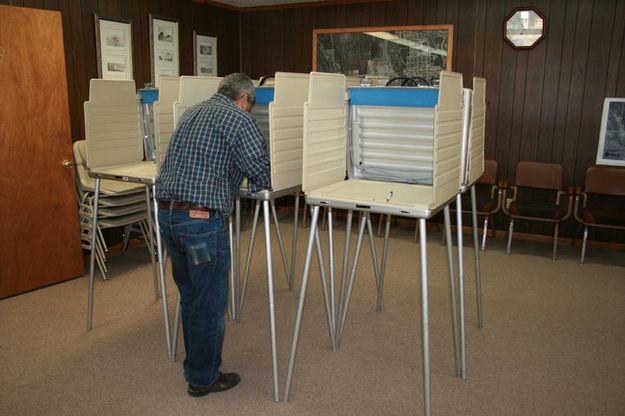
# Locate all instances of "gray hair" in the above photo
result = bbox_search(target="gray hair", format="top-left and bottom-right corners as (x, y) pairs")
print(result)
(218, 73), (255, 104)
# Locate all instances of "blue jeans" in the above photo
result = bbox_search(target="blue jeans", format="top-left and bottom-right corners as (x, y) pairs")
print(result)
(158, 207), (230, 386)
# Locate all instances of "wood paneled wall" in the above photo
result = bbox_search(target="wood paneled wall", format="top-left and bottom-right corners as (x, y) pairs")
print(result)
(3, 0), (624, 242)
(0, 0), (240, 141)
(240, 0), (625, 241)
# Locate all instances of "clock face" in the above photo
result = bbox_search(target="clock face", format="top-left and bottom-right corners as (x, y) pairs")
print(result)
(505, 8), (545, 49)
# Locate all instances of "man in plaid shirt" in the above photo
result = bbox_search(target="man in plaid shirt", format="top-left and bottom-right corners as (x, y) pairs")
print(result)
(157, 73), (270, 397)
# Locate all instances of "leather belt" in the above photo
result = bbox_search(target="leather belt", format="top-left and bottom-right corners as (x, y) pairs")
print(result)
(158, 200), (216, 214)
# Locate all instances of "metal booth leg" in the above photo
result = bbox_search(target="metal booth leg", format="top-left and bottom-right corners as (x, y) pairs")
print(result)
(151, 184), (172, 359)
(470, 185), (484, 328)
(455, 194), (467, 380)
(145, 186), (160, 301)
(337, 210), (353, 336)
(418, 218), (432, 416)
(377, 214), (392, 312)
(239, 200), (261, 319)
(235, 198), (241, 318)
(270, 200), (292, 289)
(87, 177), (101, 331)
(443, 205), (461, 378)
(172, 291), (181, 361)
(326, 208), (336, 339)
(228, 215), (236, 321)
(284, 205), (321, 402)
(336, 213), (368, 347)
(365, 213), (382, 309)
(290, 192), (300, 290)
(261, 200), (280, 402)
(313, 215), (337, 351)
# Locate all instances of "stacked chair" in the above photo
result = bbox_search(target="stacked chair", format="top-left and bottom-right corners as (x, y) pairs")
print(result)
(73, 140), (151, 280)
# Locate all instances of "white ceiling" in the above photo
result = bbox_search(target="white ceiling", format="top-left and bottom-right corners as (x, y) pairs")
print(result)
(215, 0), (327, 8)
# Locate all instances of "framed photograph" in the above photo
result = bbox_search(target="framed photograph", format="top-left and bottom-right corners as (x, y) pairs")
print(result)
(149, 15), (179, 86)
(313, 25), (453, 86)
(94, 15), (133, 80)
(596, 98), (625, 166)
(193, 31), (217, 76)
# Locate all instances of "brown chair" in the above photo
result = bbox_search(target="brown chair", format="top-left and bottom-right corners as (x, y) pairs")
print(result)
(573, 166), (625, 263)
(502, 161), (573, 260)
(443, 159), (503, 249)
(468, 159), (503, 250)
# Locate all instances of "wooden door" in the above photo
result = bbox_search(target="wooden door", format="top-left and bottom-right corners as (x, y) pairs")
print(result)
(0, 5), (83, 298)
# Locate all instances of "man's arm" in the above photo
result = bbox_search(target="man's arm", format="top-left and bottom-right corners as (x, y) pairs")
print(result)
(233, 118), (271, 192)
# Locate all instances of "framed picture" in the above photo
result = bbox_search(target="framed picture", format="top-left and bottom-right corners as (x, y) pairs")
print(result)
(313, 25), (453, 85)
(596, 98), (625, 166)
(94, 15), (133, 80)
(149, 15), (179, 86)
(193, 31), (217, 76)
(313, 24), (453, 86)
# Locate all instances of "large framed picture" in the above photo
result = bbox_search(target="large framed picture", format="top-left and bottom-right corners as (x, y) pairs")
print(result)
(94, 15), (134, 80)
(194, 31), (217, 76)
(596, 98), (625, 166)
(313, 24), (453, 86)
(149, 14), (179, 86)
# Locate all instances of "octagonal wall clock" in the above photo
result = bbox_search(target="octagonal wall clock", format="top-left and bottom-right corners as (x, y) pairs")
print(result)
(504, 6), (546, 50)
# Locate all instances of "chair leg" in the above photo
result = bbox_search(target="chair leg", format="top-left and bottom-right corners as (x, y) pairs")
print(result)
(414, 220), (419, 243)
(571, 223), (581, 247)
(481, 216), (489, 251)
(552, 223), (560, 261)
(581, 226), (589, 264)
(506, 220), (514, 255)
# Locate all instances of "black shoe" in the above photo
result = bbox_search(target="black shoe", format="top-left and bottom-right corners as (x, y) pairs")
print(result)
(188, 372), (241, 397)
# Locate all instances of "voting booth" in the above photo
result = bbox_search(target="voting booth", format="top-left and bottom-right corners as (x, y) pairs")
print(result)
(284, 71), (479, 416)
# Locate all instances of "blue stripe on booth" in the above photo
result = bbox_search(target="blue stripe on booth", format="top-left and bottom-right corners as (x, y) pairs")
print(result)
(348, 87), (439, 107)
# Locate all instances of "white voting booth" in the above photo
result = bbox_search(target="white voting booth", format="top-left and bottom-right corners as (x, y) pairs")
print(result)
(83, 79), (172, 358)
(284, 71), (482, 416)
(154, 76), (182, 173)
(233, 72), (310, 401)
(166, 73), (309, 401)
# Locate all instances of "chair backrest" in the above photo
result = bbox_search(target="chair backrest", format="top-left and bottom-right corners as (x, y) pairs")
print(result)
(478, 159), (498, 185)
(84, 79), (142, 168)
(154, 76), (181, 173)
(173, 76), (222, 127)
(268, 72), (310, 191)
(585, 166), (625, 196)
(515, 161), (562, 190)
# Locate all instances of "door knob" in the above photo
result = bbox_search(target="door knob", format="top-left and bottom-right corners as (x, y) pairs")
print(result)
(61, 159), (75, 169)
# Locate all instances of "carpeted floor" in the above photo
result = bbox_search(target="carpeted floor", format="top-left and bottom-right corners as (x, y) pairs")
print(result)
(1, 218), (624, 416)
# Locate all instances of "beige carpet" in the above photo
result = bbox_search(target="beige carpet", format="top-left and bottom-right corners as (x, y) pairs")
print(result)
(1, 217), (624, 416)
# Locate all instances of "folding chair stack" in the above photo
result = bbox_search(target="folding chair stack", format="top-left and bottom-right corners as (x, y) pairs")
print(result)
(73, 140), (150, 279)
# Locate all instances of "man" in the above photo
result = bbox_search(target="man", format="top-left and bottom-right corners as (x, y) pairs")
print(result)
(156, 73), (271, 397)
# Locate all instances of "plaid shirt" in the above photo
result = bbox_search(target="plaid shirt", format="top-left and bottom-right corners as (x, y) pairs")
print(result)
(156, 93), (271, 216)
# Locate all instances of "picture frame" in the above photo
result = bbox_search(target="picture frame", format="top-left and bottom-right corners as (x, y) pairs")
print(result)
(313, 24), (453, 86)
(596, 98), (625, 166)
(149, 14), (179, 86)
(94, 15), (134, 80)
(193, 31), (218, 76)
